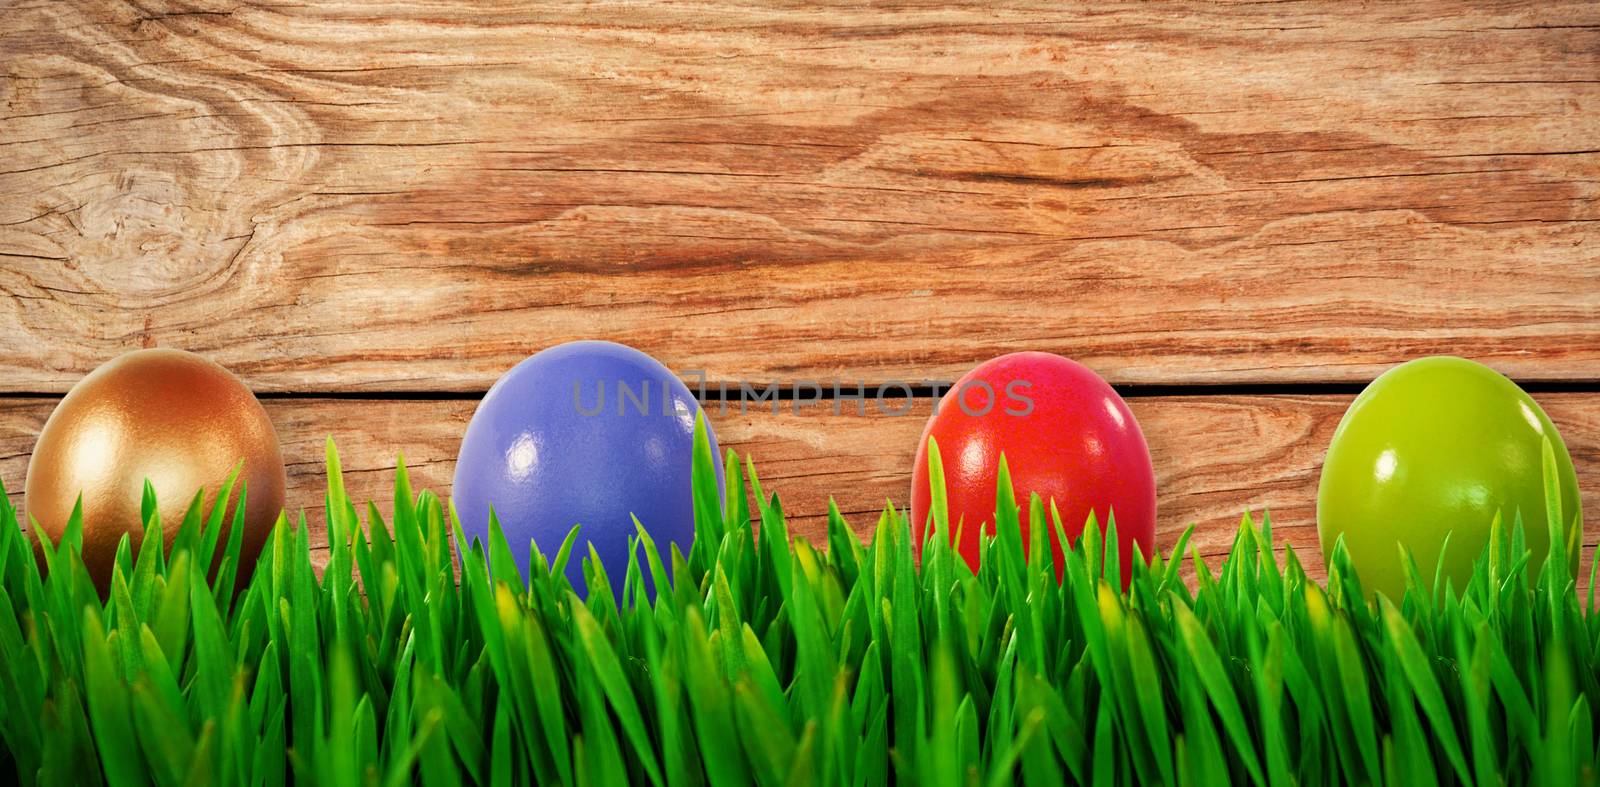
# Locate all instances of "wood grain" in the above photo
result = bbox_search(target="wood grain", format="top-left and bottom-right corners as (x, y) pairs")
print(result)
(2, 393), (1595, 580)
(2, 1), (1597, 393)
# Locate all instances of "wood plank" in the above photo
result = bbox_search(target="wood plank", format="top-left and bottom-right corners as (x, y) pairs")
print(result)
(2, 2), (1597, 392)
(2, 393), (1596, 580)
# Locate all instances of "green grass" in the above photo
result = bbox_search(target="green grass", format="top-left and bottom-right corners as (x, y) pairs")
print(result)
(0, 416), (1594, 786)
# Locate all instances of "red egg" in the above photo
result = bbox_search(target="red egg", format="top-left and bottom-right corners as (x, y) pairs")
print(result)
(910, 352), (1155, 584)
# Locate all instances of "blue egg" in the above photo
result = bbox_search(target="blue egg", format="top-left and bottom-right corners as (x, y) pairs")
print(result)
(453, 341), (721, 597)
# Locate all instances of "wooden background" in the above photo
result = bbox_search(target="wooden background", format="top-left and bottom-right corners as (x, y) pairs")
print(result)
(1, 1), (1597, 577)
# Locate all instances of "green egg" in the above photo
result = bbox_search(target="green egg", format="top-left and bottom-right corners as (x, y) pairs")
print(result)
(1317, 356), (1581, 601)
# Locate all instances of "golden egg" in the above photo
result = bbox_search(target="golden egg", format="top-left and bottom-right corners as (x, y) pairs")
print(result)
(24, 349), (286, 590)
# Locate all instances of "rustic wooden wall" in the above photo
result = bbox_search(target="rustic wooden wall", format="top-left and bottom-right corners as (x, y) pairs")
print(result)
(2, 1), (1597, 578)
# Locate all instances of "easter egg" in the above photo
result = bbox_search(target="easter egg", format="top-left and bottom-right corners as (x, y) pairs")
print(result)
(910, 352), (1155, 584)
(453, 341), (721, 596)
(1317, 356), (1581, 600)
(25, 349), (286, 591)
